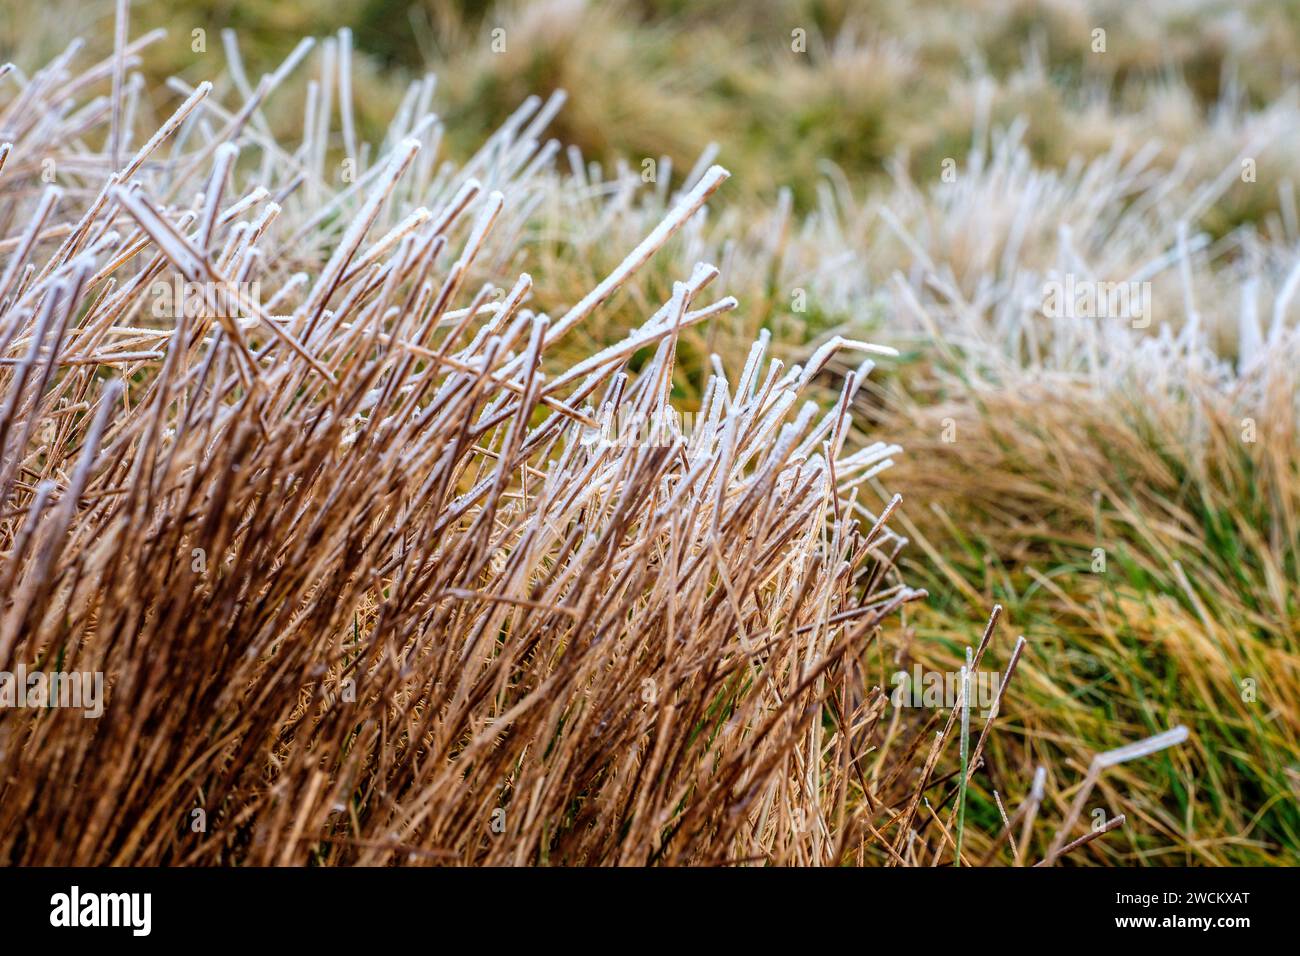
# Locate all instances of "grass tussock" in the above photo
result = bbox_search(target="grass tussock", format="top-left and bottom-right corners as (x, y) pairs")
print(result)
(0, 42), (922, 864)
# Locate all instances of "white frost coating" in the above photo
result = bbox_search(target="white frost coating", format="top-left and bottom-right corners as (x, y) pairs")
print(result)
(544, 166), (731, 348)
(1094, 725), (1191, 768)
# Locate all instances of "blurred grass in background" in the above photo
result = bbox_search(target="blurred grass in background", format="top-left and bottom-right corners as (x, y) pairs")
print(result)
(10, 0), (1298, 209)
